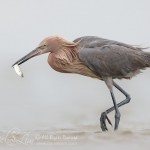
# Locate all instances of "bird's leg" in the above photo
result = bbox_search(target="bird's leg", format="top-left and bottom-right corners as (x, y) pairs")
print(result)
(110, 91), (121, 130)
(106, 81), (131, 113)
(100, 78), (121, 131)
(100, 80), (131, 131)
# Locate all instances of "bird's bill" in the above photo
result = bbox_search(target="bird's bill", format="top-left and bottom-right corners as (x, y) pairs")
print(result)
(12, 48), (41, 67)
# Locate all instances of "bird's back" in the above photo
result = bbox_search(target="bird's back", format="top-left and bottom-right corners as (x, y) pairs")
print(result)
(73, 36), (150, 79)
(73, 36), (142, 50)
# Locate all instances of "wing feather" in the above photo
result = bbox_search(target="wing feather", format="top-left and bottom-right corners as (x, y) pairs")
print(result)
(79, 44), (146, 79)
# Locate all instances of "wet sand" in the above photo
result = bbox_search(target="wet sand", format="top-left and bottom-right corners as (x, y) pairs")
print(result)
(0, 125), (150, 150)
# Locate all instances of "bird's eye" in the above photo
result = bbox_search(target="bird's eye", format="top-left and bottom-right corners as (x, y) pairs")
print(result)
(40, 45), (47, 49)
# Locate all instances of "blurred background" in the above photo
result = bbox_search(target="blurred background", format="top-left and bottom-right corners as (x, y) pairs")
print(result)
(0, 0), (150, 133)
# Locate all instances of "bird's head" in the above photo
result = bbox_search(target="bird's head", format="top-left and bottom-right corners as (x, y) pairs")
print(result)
(12, 35), (77, 66)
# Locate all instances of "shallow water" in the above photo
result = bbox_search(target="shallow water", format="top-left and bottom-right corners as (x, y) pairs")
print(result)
(0, 125), (150, 150)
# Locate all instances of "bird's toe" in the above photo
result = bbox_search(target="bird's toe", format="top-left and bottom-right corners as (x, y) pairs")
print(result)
(100, 112), (112, 131)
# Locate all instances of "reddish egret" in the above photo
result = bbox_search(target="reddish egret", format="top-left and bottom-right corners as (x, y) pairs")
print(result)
(12, 36), (150, 131)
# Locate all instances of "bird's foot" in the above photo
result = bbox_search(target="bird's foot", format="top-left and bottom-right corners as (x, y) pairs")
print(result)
(100, 112), (112, 131)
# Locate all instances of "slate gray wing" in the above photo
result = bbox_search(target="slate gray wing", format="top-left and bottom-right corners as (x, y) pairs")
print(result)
(74, 36), (142, 51)
(79, 44), (148, 79)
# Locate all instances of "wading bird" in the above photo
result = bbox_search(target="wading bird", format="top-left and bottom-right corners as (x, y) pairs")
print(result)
(12, 36), (150, 131)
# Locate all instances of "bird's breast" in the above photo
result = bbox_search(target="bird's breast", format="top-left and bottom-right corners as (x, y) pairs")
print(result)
(48, 53), (100, 79)
(48, 53), (70, 73)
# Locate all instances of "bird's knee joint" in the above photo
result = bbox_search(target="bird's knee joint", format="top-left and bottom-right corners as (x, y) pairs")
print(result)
(126, 94), (131, 103)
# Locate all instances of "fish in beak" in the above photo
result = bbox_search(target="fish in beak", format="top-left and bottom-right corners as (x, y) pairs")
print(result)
(12, 48), (41, 66)
(12, 48), (41, 77)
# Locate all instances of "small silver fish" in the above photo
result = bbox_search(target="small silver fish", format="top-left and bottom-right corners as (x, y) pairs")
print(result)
(13, 64), (24, 77)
